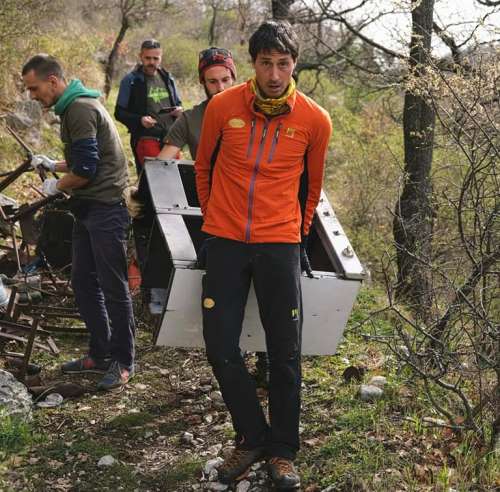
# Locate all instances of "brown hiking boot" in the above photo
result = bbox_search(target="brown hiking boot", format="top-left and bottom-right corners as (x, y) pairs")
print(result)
(268, 457), (301, 489)
(217, 447), (265, 484)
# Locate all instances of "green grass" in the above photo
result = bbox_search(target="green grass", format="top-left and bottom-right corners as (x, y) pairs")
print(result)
(24, 437), (130, 491)
(158, 419), (188, 437)
(301, 431), (397, 489)
(0, 413), (37, 457)
(71, 462), (139, 492)
(151, 457), (202, 490)
(107, 411), (155, 430)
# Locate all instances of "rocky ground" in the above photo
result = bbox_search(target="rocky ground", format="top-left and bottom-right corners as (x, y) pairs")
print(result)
(1, 289), (498, 491)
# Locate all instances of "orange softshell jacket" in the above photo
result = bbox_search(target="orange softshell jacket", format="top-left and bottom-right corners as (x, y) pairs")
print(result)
(195, 81), (332, 244)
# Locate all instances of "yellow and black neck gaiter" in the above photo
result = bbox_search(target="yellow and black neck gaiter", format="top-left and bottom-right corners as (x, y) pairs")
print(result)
(250, 77), (296, 117)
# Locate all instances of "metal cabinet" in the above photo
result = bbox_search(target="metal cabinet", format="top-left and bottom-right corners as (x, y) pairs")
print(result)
(140, 159), (365, 355)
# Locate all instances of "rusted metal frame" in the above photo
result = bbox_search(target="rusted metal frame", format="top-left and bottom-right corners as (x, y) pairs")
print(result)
(0, 199), (23, 273)
(7, 194), (62, 223)
(0, 330), (53, 353)
(0, 158), (32, 193)
(10, 303), (83, 336)
(19, 317), (39, 381)
(0, 318), (51, 337)
(9, 223), (21, 272)
(6, 126), (34, 160)
(6, 125), (60, 181)
(0, 317), (60, 354)
(4, 286), (18, 319)
(12, 303), (22, 322)
(38, 324), (87, 335)
(20, 304), (79, 314)
(6, 125), (46, 181)
(23, 309), (81, 320)
(1, 350), (24, 358)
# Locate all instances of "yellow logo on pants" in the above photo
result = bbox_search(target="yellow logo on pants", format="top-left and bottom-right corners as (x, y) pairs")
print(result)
(203, 297), (216, 309)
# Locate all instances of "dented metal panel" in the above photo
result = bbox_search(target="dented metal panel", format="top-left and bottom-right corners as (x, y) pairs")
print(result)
(157, 268), (361, 355)
(155, 214), (197, 263)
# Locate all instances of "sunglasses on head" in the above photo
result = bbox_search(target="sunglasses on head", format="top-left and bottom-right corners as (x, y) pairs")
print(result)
(141, 40), (161, 50)
(199, 47), (232, 60)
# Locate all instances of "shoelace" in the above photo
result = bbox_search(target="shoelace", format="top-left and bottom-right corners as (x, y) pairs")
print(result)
(268, 457), (295, 475)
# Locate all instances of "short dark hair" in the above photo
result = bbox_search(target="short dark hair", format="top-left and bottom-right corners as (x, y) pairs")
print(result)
(248, 21), (299, 62)
(141, 39), (161, 50)
(22, 54), (64, 79)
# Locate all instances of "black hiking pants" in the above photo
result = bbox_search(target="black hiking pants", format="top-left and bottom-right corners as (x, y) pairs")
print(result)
(202, 237), (302, 460)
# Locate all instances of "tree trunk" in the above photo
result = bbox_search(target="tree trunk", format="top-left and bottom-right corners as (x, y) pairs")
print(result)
(271, 0), (295, 20)
(237, 0), (249, 46)
(104, 15), (129, 98)
(208, 4), (218, 45)
(393, 0), (436, 317)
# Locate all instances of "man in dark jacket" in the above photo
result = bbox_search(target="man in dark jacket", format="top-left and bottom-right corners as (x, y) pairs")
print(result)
(115, 39), (183, 174)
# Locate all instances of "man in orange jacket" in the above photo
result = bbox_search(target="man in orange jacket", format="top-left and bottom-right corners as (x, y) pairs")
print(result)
(195, 21), (332, 489)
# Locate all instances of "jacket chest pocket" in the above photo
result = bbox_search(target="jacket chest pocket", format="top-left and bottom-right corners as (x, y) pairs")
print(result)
(264, 125), (309, 171)
(222, 118), (254, 166)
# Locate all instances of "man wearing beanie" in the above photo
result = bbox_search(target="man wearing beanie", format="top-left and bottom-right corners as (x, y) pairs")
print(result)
(115, 39), (183, 174)
(157, 47), (236, 160)
(195, 21), (332, 489)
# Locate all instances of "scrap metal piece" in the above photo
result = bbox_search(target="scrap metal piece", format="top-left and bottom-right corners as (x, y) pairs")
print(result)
(0, 330), (54, 354)
(19, 318), (39, 382)
(7, 194), (62, 224)
(0, 158), (32, 193)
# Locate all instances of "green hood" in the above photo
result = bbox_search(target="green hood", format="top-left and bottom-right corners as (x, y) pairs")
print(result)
(54, 79), (101, 116)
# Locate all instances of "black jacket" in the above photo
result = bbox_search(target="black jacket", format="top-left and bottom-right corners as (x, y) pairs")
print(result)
(115, 66), (182, 140)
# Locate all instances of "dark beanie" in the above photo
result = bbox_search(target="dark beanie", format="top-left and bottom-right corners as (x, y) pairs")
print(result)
(198, 47), (236, 82)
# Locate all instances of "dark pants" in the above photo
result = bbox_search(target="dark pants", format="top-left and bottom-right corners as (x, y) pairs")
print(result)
(202, 238), (302, 460)
(71, 201), (136, 370)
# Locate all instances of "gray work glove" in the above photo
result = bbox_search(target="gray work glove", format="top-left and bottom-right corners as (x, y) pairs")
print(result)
(31, 154), (57, 172)
(42, 178), (62, 196)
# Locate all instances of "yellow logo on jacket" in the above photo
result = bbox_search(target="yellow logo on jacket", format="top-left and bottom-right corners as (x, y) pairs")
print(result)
(229, 118), (246, 128)
(285, 127), (296, 138)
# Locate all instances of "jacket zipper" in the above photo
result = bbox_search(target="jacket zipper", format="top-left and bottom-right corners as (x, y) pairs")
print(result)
(246, 119), (256, 158)
(267, 122), (282, 163)
(245, 120), (269, 242)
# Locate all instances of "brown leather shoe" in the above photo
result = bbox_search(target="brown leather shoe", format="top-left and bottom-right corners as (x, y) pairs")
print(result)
(217, 447), (265, 484)
(268, 457), (301, 489)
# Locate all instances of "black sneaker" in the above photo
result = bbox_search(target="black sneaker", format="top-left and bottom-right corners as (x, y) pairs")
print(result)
(217, 447), (265, 484)
(61, 356), (111, 374)
(268, 457), (301, 489)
